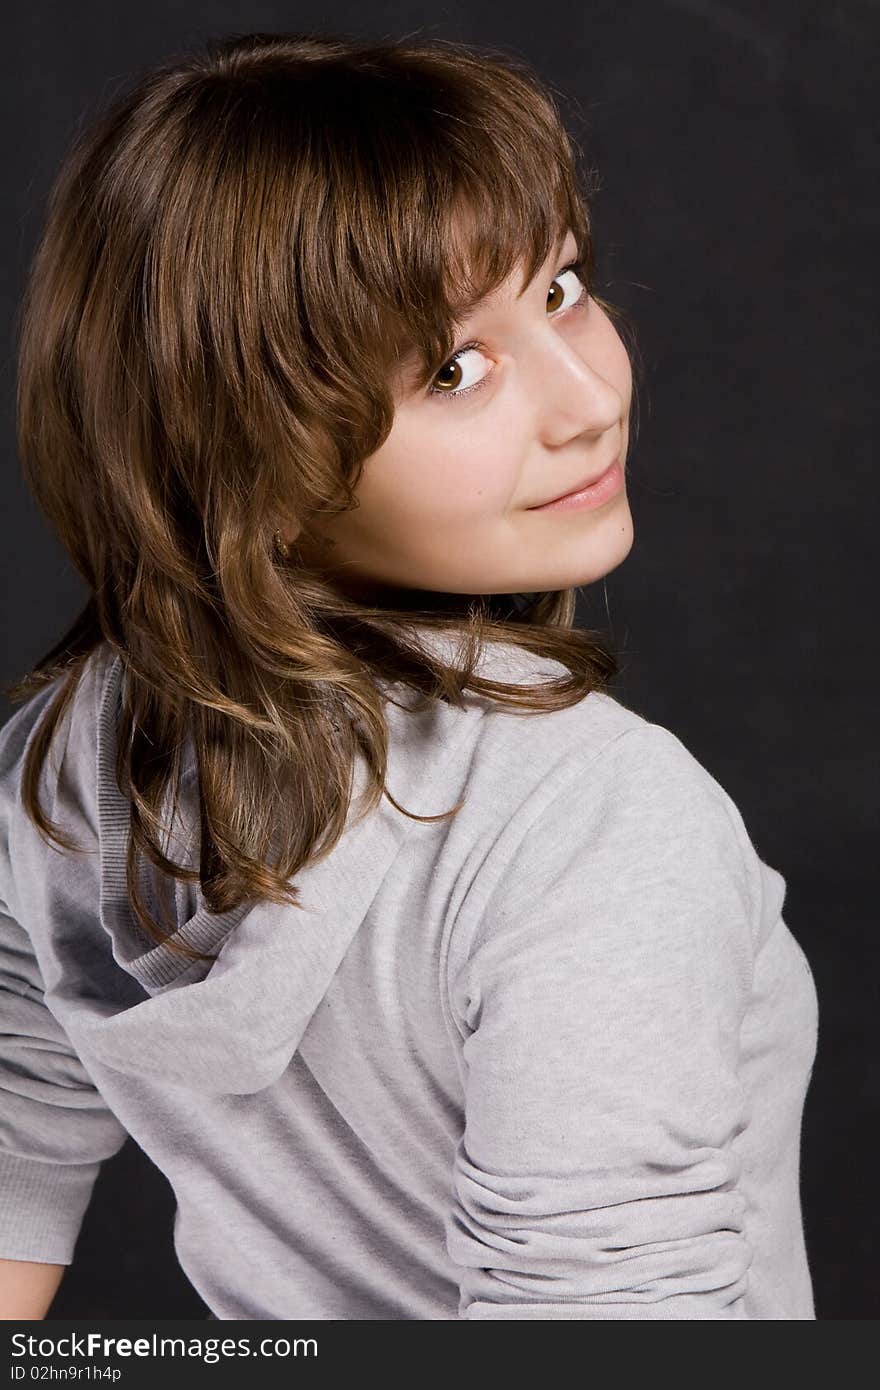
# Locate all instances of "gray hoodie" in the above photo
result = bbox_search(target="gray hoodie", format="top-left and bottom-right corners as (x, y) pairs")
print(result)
(0, 635), (818, 1318)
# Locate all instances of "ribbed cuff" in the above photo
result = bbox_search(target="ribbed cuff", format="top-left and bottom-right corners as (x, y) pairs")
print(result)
(0, 1149), (99, 1264)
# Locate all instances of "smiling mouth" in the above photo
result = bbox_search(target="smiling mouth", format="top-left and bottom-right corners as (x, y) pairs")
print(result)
(527, 455), (621, 509)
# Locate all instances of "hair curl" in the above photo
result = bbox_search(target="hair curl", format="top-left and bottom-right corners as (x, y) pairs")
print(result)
(7, 30), (642, 960)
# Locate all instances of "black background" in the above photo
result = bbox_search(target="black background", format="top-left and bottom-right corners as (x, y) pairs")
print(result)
(2, 1), (877, 1319)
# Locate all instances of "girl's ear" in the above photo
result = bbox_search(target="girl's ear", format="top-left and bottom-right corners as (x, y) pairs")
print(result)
(271, 509), (305, 554)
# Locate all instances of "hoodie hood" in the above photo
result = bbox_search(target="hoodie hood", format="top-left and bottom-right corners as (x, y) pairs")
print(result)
(5, 633), (544, 1098)
(80, 647), (414, 1093)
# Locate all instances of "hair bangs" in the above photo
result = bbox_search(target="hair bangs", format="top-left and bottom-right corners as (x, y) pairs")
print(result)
(389, 177), (595, 397)
(314, 48), (598, 397)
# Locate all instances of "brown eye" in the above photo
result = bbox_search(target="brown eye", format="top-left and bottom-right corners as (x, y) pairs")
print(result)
(548, 265), (587, 314)
(433, 359), (464, 392)
(427, 340), (487, 401)
(547, 280), (565, 312)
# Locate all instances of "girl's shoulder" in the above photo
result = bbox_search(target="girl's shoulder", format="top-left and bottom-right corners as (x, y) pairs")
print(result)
(0, 642), (117, 796)
(443, 636), (765, 916)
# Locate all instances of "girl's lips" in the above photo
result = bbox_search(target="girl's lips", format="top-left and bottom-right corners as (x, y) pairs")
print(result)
(527, 455), (624, 512)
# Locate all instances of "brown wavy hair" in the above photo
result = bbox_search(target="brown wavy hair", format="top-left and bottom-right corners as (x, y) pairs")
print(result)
(6, 30), (642, 960)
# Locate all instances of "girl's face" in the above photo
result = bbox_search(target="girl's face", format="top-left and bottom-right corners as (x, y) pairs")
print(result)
(293, 228), (634, 599)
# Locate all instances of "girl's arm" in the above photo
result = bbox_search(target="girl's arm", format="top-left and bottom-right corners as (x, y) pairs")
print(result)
(0, 890), (130, 1287)
(0, 1257), (65, 1319)
(447, 724), (761, 1318)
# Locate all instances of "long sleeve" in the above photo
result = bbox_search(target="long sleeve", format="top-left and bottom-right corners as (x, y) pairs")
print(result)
(446, 724), (762, 1319)
(0, 893), (130, 1264)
